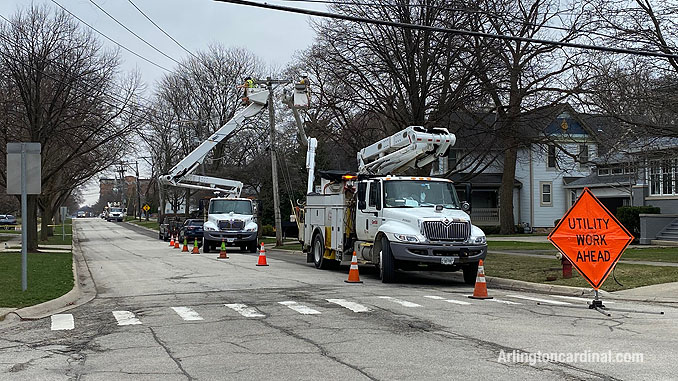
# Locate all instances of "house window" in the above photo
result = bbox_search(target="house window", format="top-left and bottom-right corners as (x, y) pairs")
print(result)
(570, 190), (577, 206)
(540, 182), (553, 206)
(578, 144), (589, 167)
(547, 145), (556, 168)
(447, 150), (458, 171)
(598, 168), (609, 176)
(611, 167), (623, 175)
(649, 159), (678, 196)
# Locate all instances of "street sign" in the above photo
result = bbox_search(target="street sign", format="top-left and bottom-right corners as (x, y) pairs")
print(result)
(6, 142), (41, 194)
(142, 204), (150, 212)
(548, 188), (633, 290)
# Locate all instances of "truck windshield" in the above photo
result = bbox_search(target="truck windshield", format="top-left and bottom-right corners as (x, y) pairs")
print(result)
(383, 180), (460, 209)
(209, 200), (252, 215)
(110, 208), (123, 212)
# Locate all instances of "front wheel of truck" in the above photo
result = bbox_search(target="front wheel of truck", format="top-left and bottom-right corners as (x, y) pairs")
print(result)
(463, 262), (479, 285)
(379, 237), (396, 283)
(312, 233), (331, 269)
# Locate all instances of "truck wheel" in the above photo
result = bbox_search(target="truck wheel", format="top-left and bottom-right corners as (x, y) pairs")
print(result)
(463, 263), (479, 285)
(379, 236), (397, 283)
(203, 241), (211, 253)
(248, 241), (258, 253)
(312, 233), (330, 269)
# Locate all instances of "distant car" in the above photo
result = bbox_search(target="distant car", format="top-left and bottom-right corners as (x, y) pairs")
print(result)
(0, 214), (17, 229)
(106, 207), (124, 222)
(178, 219), (204, 245)
(77, 211), (86, 218)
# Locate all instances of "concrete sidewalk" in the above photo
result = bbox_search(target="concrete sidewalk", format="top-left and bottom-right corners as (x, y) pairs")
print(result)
(489, 249), (678, 267)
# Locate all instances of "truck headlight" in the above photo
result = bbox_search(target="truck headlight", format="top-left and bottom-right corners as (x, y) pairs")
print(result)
(204, 226), (217, 231)
(394, 234), (419, 243)
(245, 226), (257, 232)
(473, 236), (486, 244)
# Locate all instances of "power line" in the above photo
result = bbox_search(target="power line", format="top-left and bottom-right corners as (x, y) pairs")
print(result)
(50, 0), (172, 72)
(87, 0), (182, 66)
(127, 0), (198, 59)
(214, 0), (678, 60)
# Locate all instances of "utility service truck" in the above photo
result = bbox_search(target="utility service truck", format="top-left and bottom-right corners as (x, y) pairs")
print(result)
(159, 81), (311, 251)
(300, 126), (487, 283)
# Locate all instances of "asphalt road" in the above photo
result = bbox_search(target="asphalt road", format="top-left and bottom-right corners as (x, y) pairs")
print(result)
(0, 218), (675, 380)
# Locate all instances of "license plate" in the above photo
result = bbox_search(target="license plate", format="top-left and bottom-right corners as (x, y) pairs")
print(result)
(441, 257), (455, 265)
(226, 238), (235, 243)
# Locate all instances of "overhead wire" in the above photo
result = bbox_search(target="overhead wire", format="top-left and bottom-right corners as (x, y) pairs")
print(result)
(214, 0), (678, 60)
(50, 0), (172, 72)
(127, 0), (198, 59)
(87, 0), (183, 66)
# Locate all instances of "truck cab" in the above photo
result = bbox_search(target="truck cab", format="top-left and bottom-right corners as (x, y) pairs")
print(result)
(202, 198), (258, 253)
(356, 176), (487, 282)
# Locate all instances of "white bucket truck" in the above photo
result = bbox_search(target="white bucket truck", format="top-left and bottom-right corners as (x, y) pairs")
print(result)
(301, 126), (487, 283)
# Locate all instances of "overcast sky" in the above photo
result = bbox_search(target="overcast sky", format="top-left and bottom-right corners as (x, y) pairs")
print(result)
(0, 0), (325, 206)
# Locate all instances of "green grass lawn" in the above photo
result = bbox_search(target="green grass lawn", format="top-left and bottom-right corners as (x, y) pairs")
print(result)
(40, 222), (72, 246)
(128, 219), (159, 230)
(0, 229), (21, 234)
(0, 252), (73, 308)
(487, 240), (678, 263)
(484, 252), (678, 292)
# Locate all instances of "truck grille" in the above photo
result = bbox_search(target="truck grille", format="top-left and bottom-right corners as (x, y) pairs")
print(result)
(422, 221), (470, 242)
(218, 220), (244, 230)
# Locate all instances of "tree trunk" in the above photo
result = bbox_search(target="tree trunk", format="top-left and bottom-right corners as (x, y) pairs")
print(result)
(499, 146), (518, 234)
(40, 207), (54, 241)
(27, 195), (38, 252)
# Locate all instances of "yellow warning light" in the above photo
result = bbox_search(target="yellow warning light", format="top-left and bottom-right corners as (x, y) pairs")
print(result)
(342, 174), (356, 180)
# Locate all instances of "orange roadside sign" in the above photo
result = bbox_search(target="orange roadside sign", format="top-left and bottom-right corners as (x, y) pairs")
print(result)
(548, 188), (633, 290)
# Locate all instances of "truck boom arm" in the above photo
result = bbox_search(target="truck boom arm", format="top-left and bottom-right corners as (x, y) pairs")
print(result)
(158, 88), (269, 195)
(357, 126), (456, 175)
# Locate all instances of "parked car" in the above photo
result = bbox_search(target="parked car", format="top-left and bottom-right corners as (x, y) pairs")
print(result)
(178, 219), (204, 246)
(77, 211), (86, 218)
(0, 214), (17, 229)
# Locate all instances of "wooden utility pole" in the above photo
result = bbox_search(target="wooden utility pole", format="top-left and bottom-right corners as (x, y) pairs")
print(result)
(267, 77), (283, 247)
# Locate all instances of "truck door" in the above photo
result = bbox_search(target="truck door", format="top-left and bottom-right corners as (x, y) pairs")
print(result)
(356, 180), (382, 241)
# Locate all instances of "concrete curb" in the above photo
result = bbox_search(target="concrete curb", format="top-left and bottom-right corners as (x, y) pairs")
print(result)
(7, 221), (96, 321)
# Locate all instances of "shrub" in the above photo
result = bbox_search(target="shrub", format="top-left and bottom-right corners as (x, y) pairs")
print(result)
(261, 224), (275, 237)
(616, 206), (661, 238)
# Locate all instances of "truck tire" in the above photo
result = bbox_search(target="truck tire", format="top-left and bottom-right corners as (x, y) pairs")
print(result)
(248, 241), (258, 253)
(463, 262), (479, 285)
(203, 241), (211, 253)
(379, 236), (397, 283)
(312, 233), (330, 269)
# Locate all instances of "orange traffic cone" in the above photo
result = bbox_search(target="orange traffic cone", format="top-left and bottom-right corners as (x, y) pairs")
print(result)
(192, 238), (200, 254)
(174, 237), (180, 249)
(256, 242), (268, 266)
(182, 237), (189, 252)
(345, 251), (362, 283)
(169, 234), (175, 247)
(218, 238), (229, 259)
(468, 260), (492, 299)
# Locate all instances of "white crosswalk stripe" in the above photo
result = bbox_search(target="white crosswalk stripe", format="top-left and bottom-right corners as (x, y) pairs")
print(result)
(327, 299), (370, 312)
(112, 310), (142, 326)
(377, 296), (421, 307)
(506, 295), (571, 305)
(279, 301), (321, 315)
(171, 307), (203, 321)
(424, 295), (471, 305)
(225, 303), (266, 318)
(50, 314), (74, 331)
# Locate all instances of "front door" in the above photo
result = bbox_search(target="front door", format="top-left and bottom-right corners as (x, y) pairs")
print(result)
(356, 180), (382, 241)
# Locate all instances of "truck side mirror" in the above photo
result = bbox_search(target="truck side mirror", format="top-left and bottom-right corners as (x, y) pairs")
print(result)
(357, 182), (366, 210)
(461, 201), (471, 212)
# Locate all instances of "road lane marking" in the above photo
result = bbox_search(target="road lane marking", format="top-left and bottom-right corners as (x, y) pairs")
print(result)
(424, 295), (471, 305)
(327, 299), (370, 312)
(51, 314), (74, 331)
(506, 295), (571, 305)
(377, 296), (421, 307)
(112, 311), (142, 325)
(550, 295), (614, 304)
(225, 303), (265, 318)
(278, 301), (321, 315)
(171, 307), (203, 321)
(489, 298), (521, 305)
